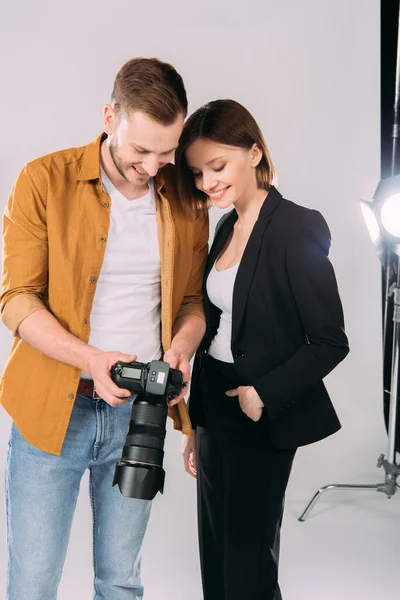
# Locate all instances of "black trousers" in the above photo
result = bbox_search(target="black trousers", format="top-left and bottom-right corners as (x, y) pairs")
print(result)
(196, 353), (296, 600)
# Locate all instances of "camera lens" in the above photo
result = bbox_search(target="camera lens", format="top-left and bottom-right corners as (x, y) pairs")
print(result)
(113, 401), (168, 500)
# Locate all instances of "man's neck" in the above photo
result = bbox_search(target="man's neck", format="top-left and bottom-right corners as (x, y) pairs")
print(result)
(100, 141), (150, 200)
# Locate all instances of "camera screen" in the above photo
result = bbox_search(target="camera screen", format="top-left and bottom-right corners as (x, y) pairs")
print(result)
(121, 367), (142, 380)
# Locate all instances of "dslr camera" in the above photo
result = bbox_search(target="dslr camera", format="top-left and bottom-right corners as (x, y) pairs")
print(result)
(111, 359), (185, 500)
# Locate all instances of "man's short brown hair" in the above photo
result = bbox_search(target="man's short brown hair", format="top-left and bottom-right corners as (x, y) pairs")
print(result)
(111, 57), (188, 125)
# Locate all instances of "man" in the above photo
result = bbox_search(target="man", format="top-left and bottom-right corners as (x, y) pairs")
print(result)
(0, 57), (208, 599)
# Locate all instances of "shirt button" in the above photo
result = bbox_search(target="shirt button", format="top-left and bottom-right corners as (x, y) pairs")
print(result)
(102, 201), (109, 208)
(90, 277), (97, 284)
(85, 317), (90, 324)
(100, 236), (107, 243)
(68, 393), (74, 399)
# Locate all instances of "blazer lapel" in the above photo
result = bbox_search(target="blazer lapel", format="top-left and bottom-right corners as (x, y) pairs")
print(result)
(232, 187), (283, 342)
(205, 209), (238, 282)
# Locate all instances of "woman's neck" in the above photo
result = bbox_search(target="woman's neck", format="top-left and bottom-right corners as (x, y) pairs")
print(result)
(234, 188), (269, 227)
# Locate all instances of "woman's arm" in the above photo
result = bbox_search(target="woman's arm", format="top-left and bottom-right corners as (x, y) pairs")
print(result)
(253, 209), (349, 420)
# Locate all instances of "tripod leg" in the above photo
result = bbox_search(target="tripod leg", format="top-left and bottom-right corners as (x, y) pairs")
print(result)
(298, 484), (379, 522)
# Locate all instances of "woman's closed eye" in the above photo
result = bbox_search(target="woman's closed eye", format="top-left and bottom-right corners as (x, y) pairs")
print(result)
(192, 165), (225, 178)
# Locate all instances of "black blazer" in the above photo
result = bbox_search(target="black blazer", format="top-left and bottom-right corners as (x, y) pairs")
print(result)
(189, 187), (349, 449)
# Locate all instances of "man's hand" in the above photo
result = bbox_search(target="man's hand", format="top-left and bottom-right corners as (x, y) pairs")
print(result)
(225, 385), (264, 422)
(85, 350), (138, 407)
(181, 433), (197, 478)
(163, 348), (191, 407)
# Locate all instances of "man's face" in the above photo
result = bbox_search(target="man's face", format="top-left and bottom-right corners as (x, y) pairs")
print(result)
(104, 108), (184, 184)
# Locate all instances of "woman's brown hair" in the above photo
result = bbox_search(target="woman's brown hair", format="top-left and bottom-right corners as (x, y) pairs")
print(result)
(175, 99), (276, 217)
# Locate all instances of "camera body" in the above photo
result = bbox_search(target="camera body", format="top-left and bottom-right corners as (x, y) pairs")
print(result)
(111, 359), (184, 500)
(112, 359), (182, 404)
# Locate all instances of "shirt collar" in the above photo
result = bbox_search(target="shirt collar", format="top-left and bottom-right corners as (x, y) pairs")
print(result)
(77, 133), (106, 181)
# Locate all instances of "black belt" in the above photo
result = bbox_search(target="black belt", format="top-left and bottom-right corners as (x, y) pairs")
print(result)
(77, 378), (100, 398)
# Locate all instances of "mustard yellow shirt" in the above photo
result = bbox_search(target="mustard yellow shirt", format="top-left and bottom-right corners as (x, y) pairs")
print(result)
(0, 134), (208, 455)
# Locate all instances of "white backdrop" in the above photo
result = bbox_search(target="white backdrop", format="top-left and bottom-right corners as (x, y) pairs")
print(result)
(1, 2), (398, 599)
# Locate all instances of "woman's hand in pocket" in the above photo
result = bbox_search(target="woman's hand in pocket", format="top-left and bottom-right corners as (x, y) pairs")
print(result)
(226, 386), (264, 422)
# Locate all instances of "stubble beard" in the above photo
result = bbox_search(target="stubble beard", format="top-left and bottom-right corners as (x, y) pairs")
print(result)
(109, 141), (130, 181)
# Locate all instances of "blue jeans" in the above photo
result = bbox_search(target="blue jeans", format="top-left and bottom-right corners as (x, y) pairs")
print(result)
(5, 394), (152, 600)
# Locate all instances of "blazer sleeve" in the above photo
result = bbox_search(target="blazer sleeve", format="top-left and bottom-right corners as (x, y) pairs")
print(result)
(253, 210), (349, 420)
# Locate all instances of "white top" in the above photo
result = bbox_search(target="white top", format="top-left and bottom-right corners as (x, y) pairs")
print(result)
(206, 260), (240, 363)
(81, 168), (162, 377)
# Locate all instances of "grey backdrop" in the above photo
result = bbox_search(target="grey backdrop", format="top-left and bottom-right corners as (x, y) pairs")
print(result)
(1, 1), (399, 599)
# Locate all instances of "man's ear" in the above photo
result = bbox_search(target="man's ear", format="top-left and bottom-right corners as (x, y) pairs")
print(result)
(103, 104), (116, 135)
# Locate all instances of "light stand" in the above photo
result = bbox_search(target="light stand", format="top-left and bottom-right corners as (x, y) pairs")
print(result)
(299, 3), (400, 522)
(299, 257), (400, 521)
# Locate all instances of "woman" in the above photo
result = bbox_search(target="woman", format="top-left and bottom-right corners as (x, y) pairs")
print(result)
(175, 99), (349, 600)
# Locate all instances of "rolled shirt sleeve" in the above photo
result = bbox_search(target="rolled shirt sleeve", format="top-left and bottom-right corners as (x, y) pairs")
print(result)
(1, 163), (48, 336)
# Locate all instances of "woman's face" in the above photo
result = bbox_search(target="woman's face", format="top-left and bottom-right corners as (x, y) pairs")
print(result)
(185, 138), (262, 210)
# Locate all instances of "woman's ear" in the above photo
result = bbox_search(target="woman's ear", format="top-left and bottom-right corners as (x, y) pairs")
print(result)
(250, 143), (263, 168)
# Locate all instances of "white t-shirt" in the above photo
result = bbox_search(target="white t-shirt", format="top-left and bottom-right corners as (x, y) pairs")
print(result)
(81, 169), (162, 377)
(206, 260), (240, 363)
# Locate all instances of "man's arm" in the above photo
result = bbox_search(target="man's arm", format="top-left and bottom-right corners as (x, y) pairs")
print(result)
(17, 309), (136, 405)
(170, 313), (206, 362)
(174, 212), (209, 322)
(2, 164), (137, 406)
(1, 164), (48, 333)
(164, 212), (209, 405)
(164, 303), (206, 407)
